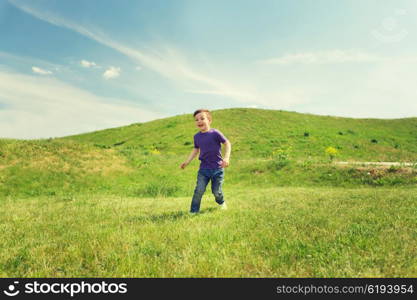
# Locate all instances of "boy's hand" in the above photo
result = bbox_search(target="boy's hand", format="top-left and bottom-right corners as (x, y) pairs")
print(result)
(180, 162), (188, 169)
(220, 159), (230, 168)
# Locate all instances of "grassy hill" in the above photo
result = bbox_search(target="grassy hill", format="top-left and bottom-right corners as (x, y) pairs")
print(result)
(1, 108), (417, 277)
(63, 108), (417, 161)
(1, 108), (416, 198)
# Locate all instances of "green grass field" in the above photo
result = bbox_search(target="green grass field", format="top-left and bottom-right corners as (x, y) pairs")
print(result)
(0, 108), (416, 277)
(1, 187), (416, 277)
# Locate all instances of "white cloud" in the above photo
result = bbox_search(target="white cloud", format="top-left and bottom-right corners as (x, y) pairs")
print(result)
(0, 70), (162, 139)
(80, 59), (97, 68)
(32, 66), (52, 75)
(286, 59), (417, 118)
(260, 50), (384, 65)
(350, 61), (417, 117)
(7, 0), (262, 104)
(135, 66), (142, 71)
(103, 66), (121, 79)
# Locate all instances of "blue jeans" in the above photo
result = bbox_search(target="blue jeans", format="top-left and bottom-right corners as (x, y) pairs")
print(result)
(190, 168), (225, 213)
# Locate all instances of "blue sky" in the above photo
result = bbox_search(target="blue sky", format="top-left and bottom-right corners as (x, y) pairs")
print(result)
(1, 0), (416, 139)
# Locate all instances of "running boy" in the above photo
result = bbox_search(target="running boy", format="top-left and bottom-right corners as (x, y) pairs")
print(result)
(180, 109), (232, 214)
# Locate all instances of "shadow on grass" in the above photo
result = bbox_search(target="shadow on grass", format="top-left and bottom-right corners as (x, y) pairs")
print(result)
(127, 207), (217, 224)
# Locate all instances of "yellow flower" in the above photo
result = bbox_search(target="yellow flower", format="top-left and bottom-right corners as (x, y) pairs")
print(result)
(151, 148), (161, 155)
(325, 147), (338, 161)
(325, 147), (338, 156)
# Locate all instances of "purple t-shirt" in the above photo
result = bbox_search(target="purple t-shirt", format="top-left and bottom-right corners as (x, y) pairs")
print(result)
(194, 129), (228, 169)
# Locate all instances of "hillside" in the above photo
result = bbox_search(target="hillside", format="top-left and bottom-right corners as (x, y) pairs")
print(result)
(1, 108), (416, 198)
(63, 108), (417, 161)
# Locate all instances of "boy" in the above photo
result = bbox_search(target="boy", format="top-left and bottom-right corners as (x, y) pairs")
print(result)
(180, 109), (231, 214)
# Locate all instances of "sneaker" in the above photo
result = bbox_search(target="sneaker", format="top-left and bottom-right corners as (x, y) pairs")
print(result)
(220, 202), (227, 210)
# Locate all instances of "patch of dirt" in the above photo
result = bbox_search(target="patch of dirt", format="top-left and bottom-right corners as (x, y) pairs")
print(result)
(335, 161), (416, 175)
(336, 161), (415, 167)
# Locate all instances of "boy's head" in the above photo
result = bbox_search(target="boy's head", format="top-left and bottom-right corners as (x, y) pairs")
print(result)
(193, 109), (212, 132)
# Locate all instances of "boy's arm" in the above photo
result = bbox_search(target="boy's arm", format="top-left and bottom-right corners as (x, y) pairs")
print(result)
(221, 140), (232, 168)
(180, 148), (199, 169)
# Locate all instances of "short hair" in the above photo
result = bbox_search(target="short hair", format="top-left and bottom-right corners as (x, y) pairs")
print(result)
(193, 109), (212, 121)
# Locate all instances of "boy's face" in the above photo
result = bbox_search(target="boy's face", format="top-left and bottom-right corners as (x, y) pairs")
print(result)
(195, 112), (211, 132)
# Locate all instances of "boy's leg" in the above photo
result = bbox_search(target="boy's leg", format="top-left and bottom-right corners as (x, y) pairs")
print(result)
(190, 170), (210, 213)
(211, 168), (225, 205)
